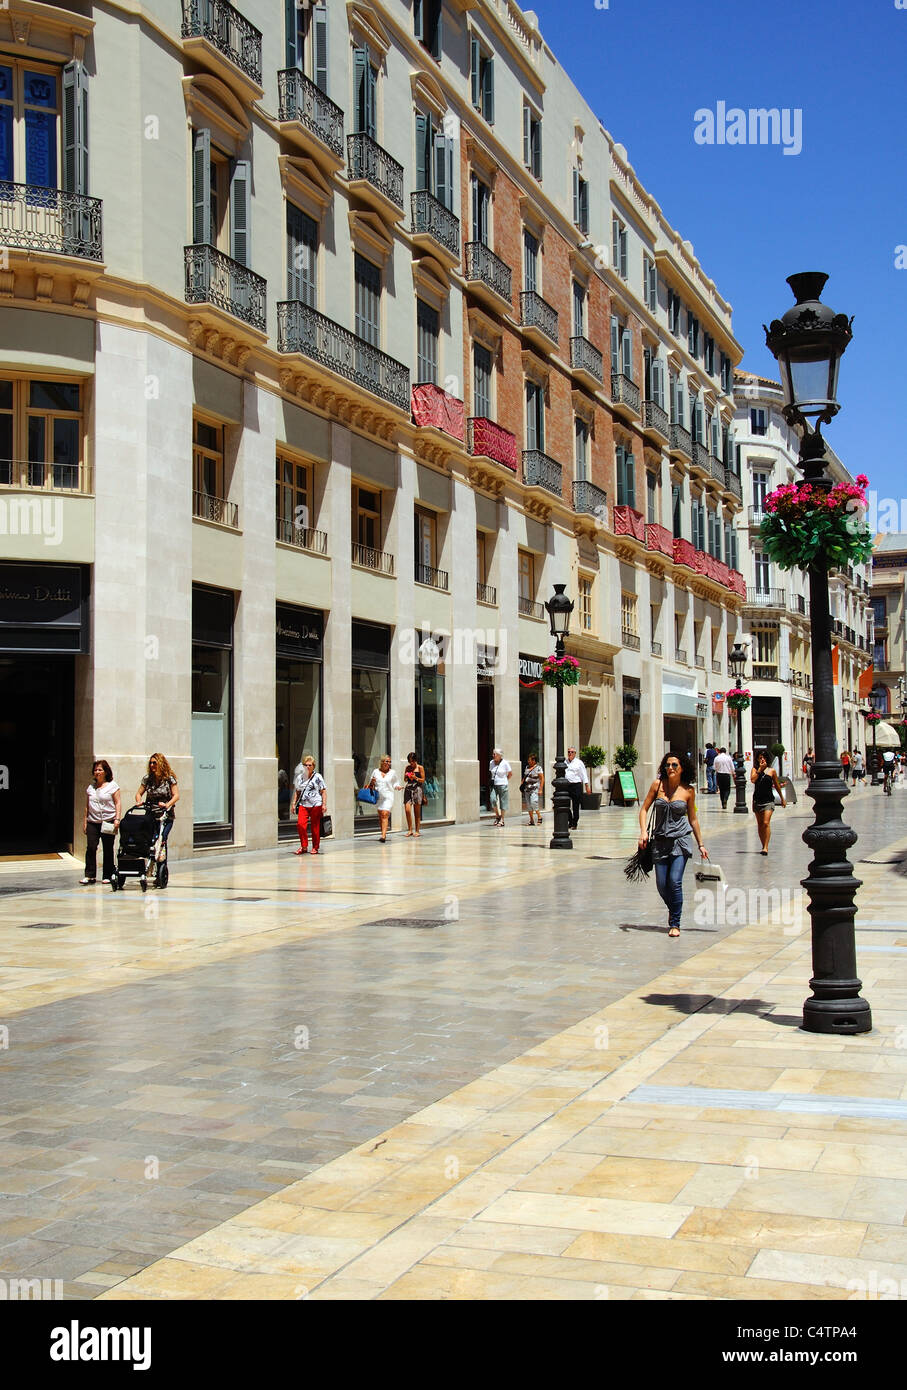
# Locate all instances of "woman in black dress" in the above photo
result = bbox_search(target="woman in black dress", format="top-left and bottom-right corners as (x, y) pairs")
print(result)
(750, 753), (785, 855)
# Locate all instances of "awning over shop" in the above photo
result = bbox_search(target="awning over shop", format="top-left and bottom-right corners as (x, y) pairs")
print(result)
(662, 670), (698, 718)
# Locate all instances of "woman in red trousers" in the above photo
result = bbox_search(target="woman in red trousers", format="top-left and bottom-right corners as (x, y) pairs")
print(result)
(291, 755), (328, 855)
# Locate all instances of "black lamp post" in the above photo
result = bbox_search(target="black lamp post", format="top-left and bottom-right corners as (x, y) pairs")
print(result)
(765, 272), (871, 1034)
(862, 708), (880, 785)
(545, 583), (574, 851)
(728, 642), (749, 814)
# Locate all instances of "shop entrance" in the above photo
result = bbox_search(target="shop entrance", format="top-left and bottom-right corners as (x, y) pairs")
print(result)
(477, 682), (494, 812)
(0, 656), (74, 854)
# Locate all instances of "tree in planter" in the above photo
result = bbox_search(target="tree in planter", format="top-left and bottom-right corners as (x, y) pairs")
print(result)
(770, 741), (786, 777)
(579, 746), (607, 809)
(613, 744), (638, 770)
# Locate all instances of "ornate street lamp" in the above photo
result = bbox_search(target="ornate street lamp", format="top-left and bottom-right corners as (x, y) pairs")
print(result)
(765, 272), (871, 1034)
(862, 707), (880, 786)
(545, 583), (575, 850)
(728, 642), (749, 814)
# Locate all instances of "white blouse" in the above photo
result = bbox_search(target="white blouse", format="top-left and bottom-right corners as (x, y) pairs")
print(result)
(86, 780), (119, 823)
(369, 769), (399, 807)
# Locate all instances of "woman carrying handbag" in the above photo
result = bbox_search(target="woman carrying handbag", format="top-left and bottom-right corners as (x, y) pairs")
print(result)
(635, 752), (708, 938)
(291, 755), (328, 855)
(750, 753), (785, 856)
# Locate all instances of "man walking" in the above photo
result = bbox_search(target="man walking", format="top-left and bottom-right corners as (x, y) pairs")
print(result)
(564, 747), (590, 829)
(705, 741), (717, 794)
(713, 746), (735, 809)
(489, 748), (512, 827)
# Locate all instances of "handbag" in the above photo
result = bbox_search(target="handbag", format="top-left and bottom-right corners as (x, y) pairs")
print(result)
(694, 858), (724, 882)
(772, 786), (783, 806)
(357, 786), (378, 804)
(320, 813), (333, 838)
(624, 802), (657, 882)
(100, 820), (116, 836)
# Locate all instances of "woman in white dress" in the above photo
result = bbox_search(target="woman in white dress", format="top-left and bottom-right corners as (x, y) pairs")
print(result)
(368, 754), (402, 842)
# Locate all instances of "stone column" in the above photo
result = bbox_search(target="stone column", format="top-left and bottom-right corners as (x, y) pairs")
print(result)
(449, 464), (479, 822)
(323, 423), (352, 837)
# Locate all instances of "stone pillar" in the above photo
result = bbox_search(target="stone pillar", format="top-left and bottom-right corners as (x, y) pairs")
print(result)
(450, 465), (479, 822)
(323, 423), (352, 837)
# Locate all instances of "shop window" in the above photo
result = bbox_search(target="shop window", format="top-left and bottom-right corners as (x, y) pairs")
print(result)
(191, 586), (234, 842)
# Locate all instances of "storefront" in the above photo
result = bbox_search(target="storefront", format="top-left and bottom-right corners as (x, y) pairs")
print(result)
(352, 620), (391, 832)
(751, 696), (782, 760)
(518, 654), (545, 796)
(662, 669), (697, 764)
(191, 585), (234, 846)
(477, 643), (496, 812)
(276, 604), (323, 836)
(0, 562), (86, 854)
(415, 640), (446, 821)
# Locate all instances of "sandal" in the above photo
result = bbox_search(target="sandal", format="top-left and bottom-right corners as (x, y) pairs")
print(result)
(79, 877), (95, 885)
(668, 927), (681, 938)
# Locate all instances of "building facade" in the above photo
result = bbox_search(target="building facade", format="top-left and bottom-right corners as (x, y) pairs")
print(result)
(868, 535), (907, 728)
(0, 0), (748, 858)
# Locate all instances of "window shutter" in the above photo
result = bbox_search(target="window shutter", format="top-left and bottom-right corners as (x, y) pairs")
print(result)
(313, 3), (328, 93)
(62, 61), (89, 195)
(435, 133), (453, 210)
(525, 382), (537, 452)
(354, 48), (366, 134)
(612, 218), (619, 272)
(523, 103), (530, 169)
(285, 0), (300, 70)
(366, 58), (376, 139)
(626, 452), (636, 510)
(483, 56), (494, 123)
(287, 202), (302, 300)
(192, 126), (211, 246)
(610, 316), (619, 370)
(620, 230), (627, 280)
(430, 0), (442, 60)
(470, 35), (480, 107)
(415, 112), (428, 192)
(230, 158), (251, 266)
(622, 329), (632, 380)
(573, 168), (579, 227)
(414, 0), (423, 40)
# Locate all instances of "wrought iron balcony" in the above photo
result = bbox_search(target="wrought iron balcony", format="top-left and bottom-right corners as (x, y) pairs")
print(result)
(477, 582), (497, 605)
(674, 648), (687, 665)
(181, 0), (262, 86)
(710, 454), (726, 483)
(277, 69), (344, 160)
(622, 630), (641, 650)
(520, 290), (559, 346)
(0, 182), (103, 261)
(614, 506), (646, 543)
(276, 519), (328, 555)
(194, 490), (238, 528)
(572, 479), (607, 520)
(278, 301), (410, 412)
(752, 664), (778, 681)
(519, 596), (545, 620)
(0, 458), (92, 493)
(651, 640), (662, 657)
(611, 372), (640, 415)
(352, 542), (394, 575)
(185, 244), (266, 332)
(411, 189), (460, 259)
(691, 440), (710, 473)
(643, 400), (669, 440)
(669, 423), (692, 459)
(570, 336), (603, 385)
(415, 561), (448, 590)
(464, 241), (512, 306)
(746, 586), (786, 609)
(522, 449), (562, 498)
(467, 417), (517, 471)
(794, 594), (809, 616)
(724, 468), (742, 499)
(748, 505), (766, 525)
(347, 133), (404, 214)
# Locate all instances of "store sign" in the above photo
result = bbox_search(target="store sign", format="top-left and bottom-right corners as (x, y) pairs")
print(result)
(519, 655), (544, 682)
(0, 563), (87, 653)
(276, 605), (322, 659)
(477, 644), (498, 679)
(697, 699), (710, 718)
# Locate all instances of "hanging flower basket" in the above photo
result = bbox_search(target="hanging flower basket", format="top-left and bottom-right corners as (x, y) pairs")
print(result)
(864, 712), (882, 725)
(542, 654), (580, 689)
(759, 474), (873, 571)
(725, 688), (752, 714)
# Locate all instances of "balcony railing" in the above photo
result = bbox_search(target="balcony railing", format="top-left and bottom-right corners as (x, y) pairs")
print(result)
(669, 423), (692, 459)
(278, 301), (410, 412)
(712, 659), (722, 674)
(725, 468), (742, 500)
(276, 519), (327, 554)
(415, 561), (448, 590)
(185, 243), (266, 331)
(645, 522), (674, 559)
(477, 582), (497, 605)
(673, 537), (698, 570)
(791, 670), (812, 691)
(181, 0), (262, 85)
(522, 449), (562, 497)
(613, 505), (646, 543)
(194, 490), (238, 528)
(570, 335), (604, 384)
(611, 372), (640, 414)
(691, 440), (710, 472)
(519, 596), (545, 621)
(572, 479), (607, 519)
(710, 454), (726, 484)
(412, 382), (465, 441)
(0, 182), (103, 261)
(346, 132), (404, 212)
(643, 400), (670, 438)
(748, 505), (766, 525)
(752, 664), (778, 681)
(277, 69), (344, 159)
(651, 640), (662, 657)
(0, 459), (92, 493)
(520, 290), (559, 345)
(411, 189), (460, 259)
(467, 417), (517, 471)
(675, 648), (687, 665)
(464, 241), (512, 303)
(746, 586), (786, 608)
(352, 542), (394, 575)
(695, 654), (706, 669)
(622, 630), (641, 650)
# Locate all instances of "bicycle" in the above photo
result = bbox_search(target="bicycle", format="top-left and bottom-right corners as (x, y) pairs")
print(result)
(883, 767), (894, 796)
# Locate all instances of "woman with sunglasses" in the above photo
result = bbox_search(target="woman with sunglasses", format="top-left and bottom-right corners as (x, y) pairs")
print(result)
(638, 752), (708, 938)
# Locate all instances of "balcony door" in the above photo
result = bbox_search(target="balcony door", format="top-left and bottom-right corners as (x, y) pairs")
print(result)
(754, 550), (771, 595)
(286, 0), (328, 92)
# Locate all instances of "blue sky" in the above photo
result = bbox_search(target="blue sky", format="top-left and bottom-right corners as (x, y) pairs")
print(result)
(528, 0), (906, 498)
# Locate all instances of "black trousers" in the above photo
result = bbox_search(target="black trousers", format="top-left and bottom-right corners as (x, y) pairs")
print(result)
(716, 772), (732, 808)
(85, 820), (115, 880)
(568, 782), (582, 827)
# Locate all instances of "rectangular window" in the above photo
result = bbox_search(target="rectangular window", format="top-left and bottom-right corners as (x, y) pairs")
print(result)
(573, 169), (589, 234)
(691, 395), (703, 444)
(643, 254), (657, 312)
(621, 591), (638, 636)
(611, 317), (632, 378)
(525, 380), (544, 452)
(687, 311), (700, 357)
(473, 342), (492, 417)
(518, 549), (533, 601)
(470, 36), (494, 122)
(476, 531), (487, 585)
(523, 229), (538, 293)
(720, 352), (732, 393)
(353, 46), (377, 138)
(276, 454), (310, 540)
(286, 2), (328, 92)
(871, 596), (887, 625)
(646, 470), (657, 523)
(416, 299), (439, 384)
(286, 203), (317, 305)
(414, 0), (442, 61)
(668, 289), (681, 336)
(572, 280), (585, 336)
(579, 576), (593, 632)
(354, 253), (380, 346)
(470, 172), (489, 243)
(754, 551), (771, 592)
(0, 377), (83, 490)
(193, 417), (225, 503)
(672, 482), (682, 539)
(611, 215), (628, 279)
(574, 417), (588, 481)
(752, 470), (769, 511)
(704, 333), (715, 376)
(523, 102), (542, 179)
(616, 444), (635, 508)
(414, 505), (437, 573)
(355, 484), (381, 550)
(751, 407), (768, 436)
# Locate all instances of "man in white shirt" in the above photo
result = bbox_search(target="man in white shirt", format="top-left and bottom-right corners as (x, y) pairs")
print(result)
(713, 746), (736, 809)
(489, 748), (512, 827)
(564, 747), (590, 829)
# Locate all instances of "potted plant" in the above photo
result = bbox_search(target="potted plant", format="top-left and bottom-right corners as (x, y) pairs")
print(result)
(579, 745), (607, 810)
(770, 741), (786, 777)
(610, 744), (639, 805)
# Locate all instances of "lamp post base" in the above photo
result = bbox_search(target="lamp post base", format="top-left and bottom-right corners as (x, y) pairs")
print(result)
(802, 992), (872, 1035)
(549, 767), (573, 849)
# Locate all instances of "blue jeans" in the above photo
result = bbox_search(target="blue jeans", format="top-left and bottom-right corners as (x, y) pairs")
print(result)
(706, 765), (717, 793)
(654, 853), (690, 929)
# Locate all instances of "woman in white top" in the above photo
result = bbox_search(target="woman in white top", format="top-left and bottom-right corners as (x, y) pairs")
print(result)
(80, 759), (122, 885)
(290, 754), (328, 855)
(368, 754), (402, 842)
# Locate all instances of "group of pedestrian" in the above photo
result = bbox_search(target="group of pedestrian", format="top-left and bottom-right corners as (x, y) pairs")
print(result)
(79, 754), (178, 884)
(488, 747), (592, 828)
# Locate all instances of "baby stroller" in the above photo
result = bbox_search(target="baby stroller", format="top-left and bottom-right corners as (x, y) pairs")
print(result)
(110, 805), (170, 892)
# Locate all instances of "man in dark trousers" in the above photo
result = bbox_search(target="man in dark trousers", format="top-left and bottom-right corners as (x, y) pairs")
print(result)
(705, 741), (717, 794)
(564, 747), (590, 829)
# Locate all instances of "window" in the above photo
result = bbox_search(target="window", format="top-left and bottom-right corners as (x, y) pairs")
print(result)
(646, 470), (658, 523)
(644, 351), (665, 408)
(276, 455), (310, 542)
(473, 343), (492, 417)
(470, 36), (494, 122)
(0, 377), (84, 490)
(710, 415), (721, 458)
(414, 0), (442, 61)
(753, 627), (777, 667)
(523, 102), (542, 179)
(286, 204), (317, 305)
(691, 394), (704, 444)
(286, 1), (328, 92)
(668, 289), (682, 336)
(525, 380), (544, 452)
(476, 531), (487, 585)
(723, 424), (735, 468)
(579, 576), (593, 632)
(669, 373), (682, 426)
(416, 300), (439, 384)
(704, 333), (715, 376)
(355, 484), (381, 550)
(707, 507), (720, 557)
(518, 549), (534, 600)
(751, 407), (768, 436)
(191, 128), (251, 265)
(611, 215), (628, 279)
(354, 253), (380, 346)
(643, 254), (657, 312)
(573, 169), (589, 234)
(0, 61), (72, 190)
(574, 417), (588, 481)
(727, 526), (739, 570)
(754, 550), (771, 592)
(414, 506), (437, 576)
(470, 172), (489, 243)
(720, 352), (732, 393)
(616, 444), (635, 508)
(871, 597), (887, 626)
(621, 591), (638, 637)
(523, 229), (538, 293)
(611, 316), (632, 379)
(672, 483), (682, 539)
(687, 311), (700, 357)
(691, 496), (705, 551)
(194, 417), (225, 502)
(353, 46), (377, 138)
(415, 111), (454, 209)
(752, 470), (769, 513)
